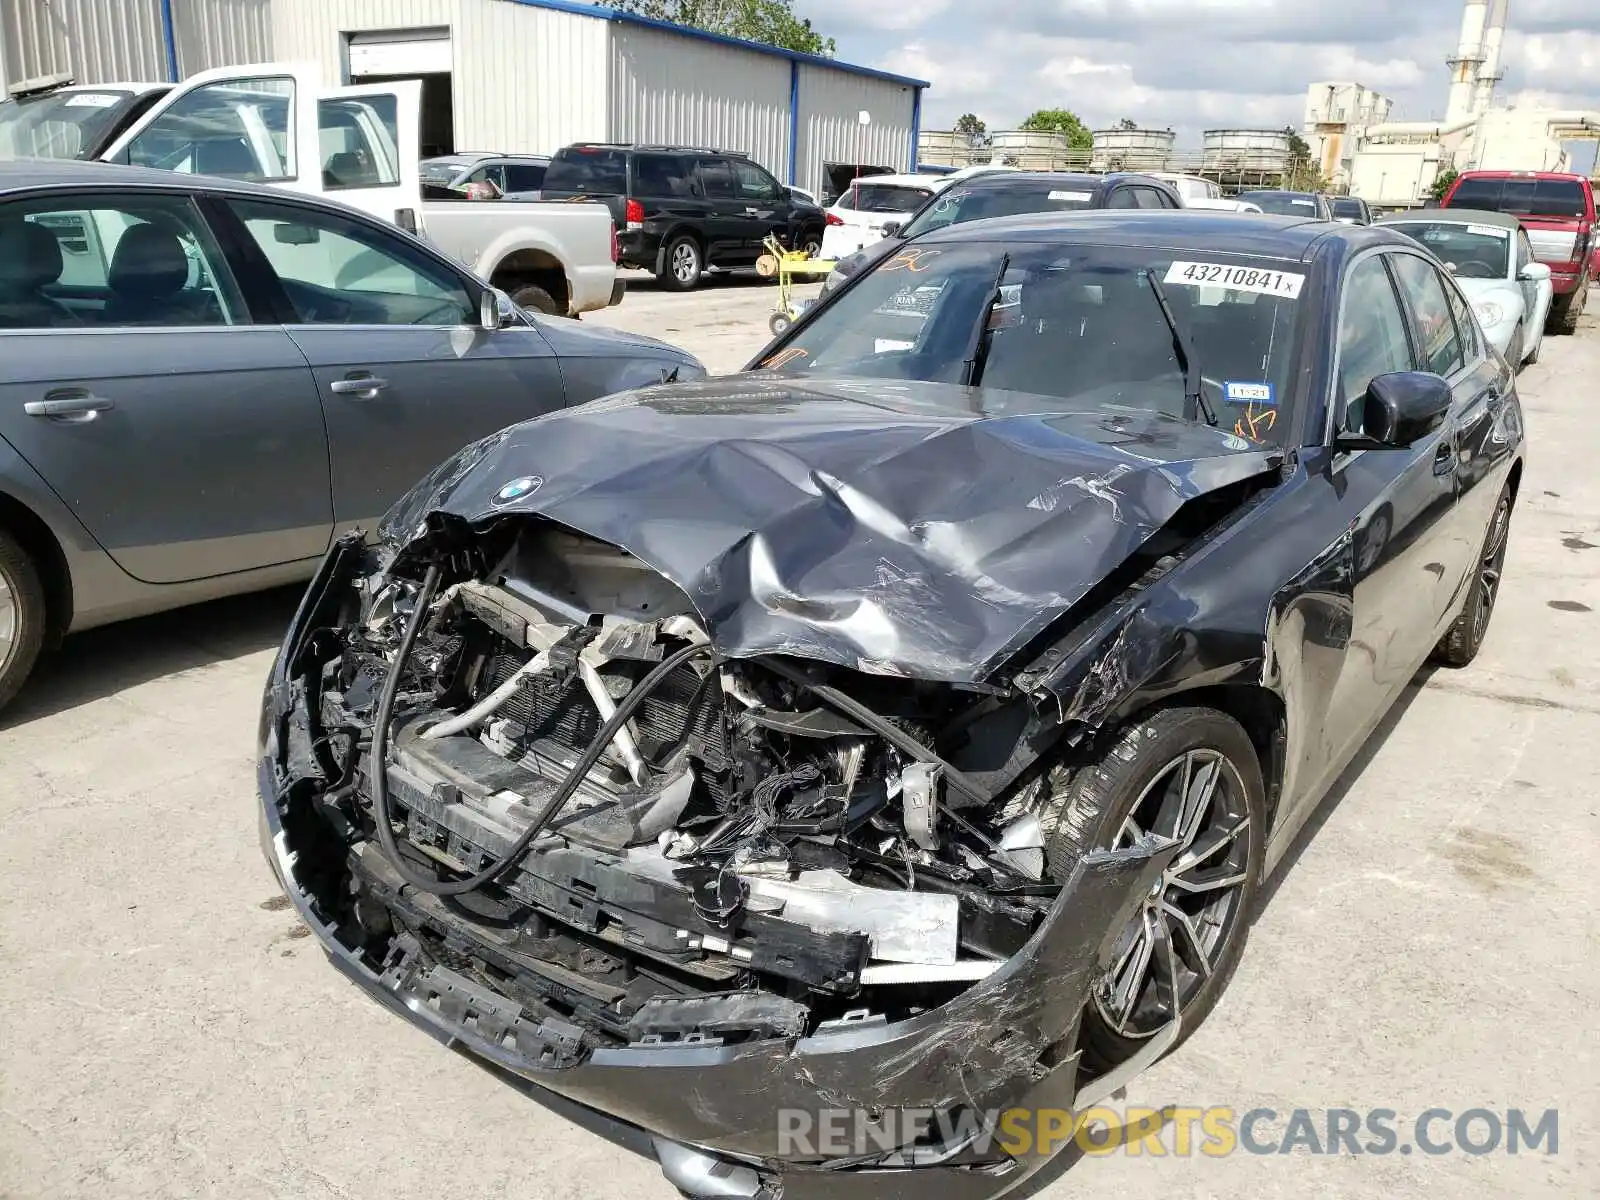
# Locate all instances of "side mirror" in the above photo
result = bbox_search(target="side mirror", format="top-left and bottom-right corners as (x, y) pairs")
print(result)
(480, 286), (515, 331)
(1520, 262), (1552, 282)
(1336, 372), (1453, 451)
(880, 220), (902, 237)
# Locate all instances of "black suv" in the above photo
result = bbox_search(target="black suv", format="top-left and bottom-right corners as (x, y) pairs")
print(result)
(542, 143), (825, 290)
(821, 171), (1185, 295)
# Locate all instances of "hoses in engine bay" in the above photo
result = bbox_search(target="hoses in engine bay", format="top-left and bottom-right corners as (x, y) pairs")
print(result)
(369, 562), (716, 897)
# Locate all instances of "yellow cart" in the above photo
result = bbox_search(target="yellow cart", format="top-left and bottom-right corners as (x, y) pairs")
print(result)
(755, 235), (835, 336)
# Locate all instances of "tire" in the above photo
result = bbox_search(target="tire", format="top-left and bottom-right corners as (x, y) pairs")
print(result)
(1433, 483), (1513, 668)
(768, 311), (792, 336)
(1037, 706), (1267, 1074)
(799, 230), (823, 259)
(1549, 282), (1586, 336)
(0, 528), (47, 713)
(1506, 323), (1525, 373)
(508, 284), (562, 316)
(1523, 328), (1541, 366)
(660, 235), (703, 292)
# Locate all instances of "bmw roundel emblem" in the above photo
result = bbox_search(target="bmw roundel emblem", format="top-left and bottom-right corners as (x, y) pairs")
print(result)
(493, 475), (543, 505)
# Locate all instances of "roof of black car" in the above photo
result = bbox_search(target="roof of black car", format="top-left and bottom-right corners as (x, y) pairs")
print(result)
(917, 209), (1343, 259)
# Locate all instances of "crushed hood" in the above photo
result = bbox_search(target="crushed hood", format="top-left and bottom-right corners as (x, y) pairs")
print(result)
(382, 376), (1282, 684)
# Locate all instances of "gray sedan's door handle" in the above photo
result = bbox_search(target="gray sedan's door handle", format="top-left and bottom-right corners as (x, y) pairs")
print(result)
(329, 374), (388, 400)
(25, 391), (114, 423)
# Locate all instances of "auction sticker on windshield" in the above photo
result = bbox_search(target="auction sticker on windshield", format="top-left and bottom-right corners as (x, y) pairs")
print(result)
(1467, 224), (1510, 238)
(1164, 261), (1306, 299)
(1048, 191), (1095, 202)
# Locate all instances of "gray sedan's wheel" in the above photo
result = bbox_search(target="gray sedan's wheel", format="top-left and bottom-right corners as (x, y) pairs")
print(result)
(661, 235), (703, 292)
(1038, 706), (1266, 1073)
(0, 528), (47, 713)
(1433, 483), (1513, 667)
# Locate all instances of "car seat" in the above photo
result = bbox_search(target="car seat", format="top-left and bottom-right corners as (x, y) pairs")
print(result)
(0, 218), (79, 327)
(102, 225), (219, 326)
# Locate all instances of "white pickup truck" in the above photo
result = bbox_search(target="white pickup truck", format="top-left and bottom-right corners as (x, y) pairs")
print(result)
(0, 64), (620, 315)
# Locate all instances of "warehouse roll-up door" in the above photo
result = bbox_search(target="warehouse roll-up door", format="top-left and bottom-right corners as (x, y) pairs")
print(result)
(346, 28), (454, 157)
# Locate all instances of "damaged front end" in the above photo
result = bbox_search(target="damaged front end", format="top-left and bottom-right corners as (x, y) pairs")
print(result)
(260, 518), (1184, 1199)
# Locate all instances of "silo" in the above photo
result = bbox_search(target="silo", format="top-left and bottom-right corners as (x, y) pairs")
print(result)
(1090, 126), (1176, 169)
(1202, 128), (1293, 173)
(990, 129), (1071, 169)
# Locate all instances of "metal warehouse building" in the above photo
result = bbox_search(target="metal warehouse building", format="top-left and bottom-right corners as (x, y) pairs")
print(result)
(0, 0), (927, 197)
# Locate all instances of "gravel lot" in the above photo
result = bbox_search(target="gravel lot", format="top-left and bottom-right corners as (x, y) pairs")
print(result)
(1, 279), (1595, 1200)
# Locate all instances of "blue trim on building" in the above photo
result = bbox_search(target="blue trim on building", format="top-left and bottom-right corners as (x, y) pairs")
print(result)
(503, 0), (931, 89)
(787, 61), (800, 185)
(909, 87), (921, 172)
(159, 0), (180, 81)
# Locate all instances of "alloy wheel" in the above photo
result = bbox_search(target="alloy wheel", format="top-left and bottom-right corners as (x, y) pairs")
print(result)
(1093, 749), (1254, 1039)
(1473, 497), (1511, 643)
(672, 242), (699, 284)
(0, 568), (15, 668)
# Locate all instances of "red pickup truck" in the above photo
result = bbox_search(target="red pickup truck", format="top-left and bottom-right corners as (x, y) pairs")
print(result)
(1441, 170), (1594, 334)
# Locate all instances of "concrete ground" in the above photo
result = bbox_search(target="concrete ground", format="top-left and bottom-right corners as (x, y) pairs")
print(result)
(1, 279), (1595, 1199)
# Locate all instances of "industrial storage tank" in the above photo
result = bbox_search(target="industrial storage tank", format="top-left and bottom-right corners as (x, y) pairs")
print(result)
(990, 129), (1072, 169)
(1090, 126), (1176, 169)
(1202, 128), (1293, 172)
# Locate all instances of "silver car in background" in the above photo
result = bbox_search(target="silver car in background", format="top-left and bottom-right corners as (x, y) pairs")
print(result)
(0, 159), (703, 711)
(1376, 208), (1554, 369)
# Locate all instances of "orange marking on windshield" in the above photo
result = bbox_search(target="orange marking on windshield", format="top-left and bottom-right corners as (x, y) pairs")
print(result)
(880, 248), (942, 273)
(1235, 402), (1278, 443)
(762, 347), (809, 369)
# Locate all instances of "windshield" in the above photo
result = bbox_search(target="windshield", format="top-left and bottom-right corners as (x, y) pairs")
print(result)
(1385, 221), (1512, 278)
(1241, 192), (1322, 217)
(1449, 176), (1589, 219)
(844, 183), (934, 214)
(0, 89), (135, 159)
(900, 181), (1099, 237)
(761, 240), (1306, 445)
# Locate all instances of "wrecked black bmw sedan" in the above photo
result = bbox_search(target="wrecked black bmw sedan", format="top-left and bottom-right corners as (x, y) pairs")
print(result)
(259, 211), (1524, 1199)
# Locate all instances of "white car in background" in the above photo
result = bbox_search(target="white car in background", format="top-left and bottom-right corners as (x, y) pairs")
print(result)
(1376, 208), (1554, 370)
(819, 164), (1020, 260)
(1146, 171), (1263, 213)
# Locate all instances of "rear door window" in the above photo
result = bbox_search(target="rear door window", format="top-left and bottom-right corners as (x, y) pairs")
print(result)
(694, 157), (737, 200)
(502, 163), (546, 191)
(543, 148), (627, 194)
(635, 154), (698, 198)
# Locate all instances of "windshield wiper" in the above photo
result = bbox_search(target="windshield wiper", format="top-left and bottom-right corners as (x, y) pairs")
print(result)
(1145, 271), (1218, 427)
(960, 252), (1011, 387)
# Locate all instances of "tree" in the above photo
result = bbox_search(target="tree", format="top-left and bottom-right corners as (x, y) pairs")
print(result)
(613, 0), (835, 55)
(1429, 167), (1460, 201)
(1018, 107), (1093, 150)
(1283, 126), (1325, 191)
(1116, 117), (1139, 131)
(953, 112), (988, 137)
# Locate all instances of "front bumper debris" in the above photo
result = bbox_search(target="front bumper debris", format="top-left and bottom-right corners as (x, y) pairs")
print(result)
(257, 537), (1181, 1199)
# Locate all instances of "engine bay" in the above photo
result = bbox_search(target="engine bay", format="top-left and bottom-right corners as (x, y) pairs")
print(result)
(304, 522), (1073, 1050)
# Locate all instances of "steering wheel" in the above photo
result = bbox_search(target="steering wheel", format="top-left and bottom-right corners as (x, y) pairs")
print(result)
(1453, 259), (1499, 279)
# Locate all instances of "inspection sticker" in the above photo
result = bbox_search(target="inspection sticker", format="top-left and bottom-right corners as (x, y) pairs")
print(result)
(1048, 190), (1095, 202)
(1467, 224), (1511, 238)
(65, 93), (120, 108)
(1224, 381), (1275, 405)
(1164, 261), (1306, 299)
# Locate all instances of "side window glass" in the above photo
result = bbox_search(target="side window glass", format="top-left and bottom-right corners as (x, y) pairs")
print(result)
(1440, 272), (1480, 360)
(695, 157), (736, 200)
(1517, 233), (1535, 272)
(1390, 253), (1465, 377)
(732, 160), (779, 201)
(123, 75), (294, 181)
(0, 194), (243, 329)
(229, 198), (474, 326)
(1106, 188), (1139, 209)
(503, 164), (545, 192)
(318, 95), (400, 190)
(1337, 256), (1415, 432)
(636, 155), (696, 198)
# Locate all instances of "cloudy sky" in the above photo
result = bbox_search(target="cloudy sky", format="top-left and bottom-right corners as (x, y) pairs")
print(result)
(795, 0), (1600, 156)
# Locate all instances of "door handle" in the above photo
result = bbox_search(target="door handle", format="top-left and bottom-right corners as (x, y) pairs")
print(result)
(329, 374), (388, 400)
(25, 391), (114, 423)
(1433, 440), (1456, 476)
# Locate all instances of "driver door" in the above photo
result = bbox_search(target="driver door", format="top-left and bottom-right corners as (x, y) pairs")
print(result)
(96, 64), (423, 227)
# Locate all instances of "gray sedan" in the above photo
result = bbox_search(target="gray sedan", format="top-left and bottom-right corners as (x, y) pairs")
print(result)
(0, 159), (703, 710)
